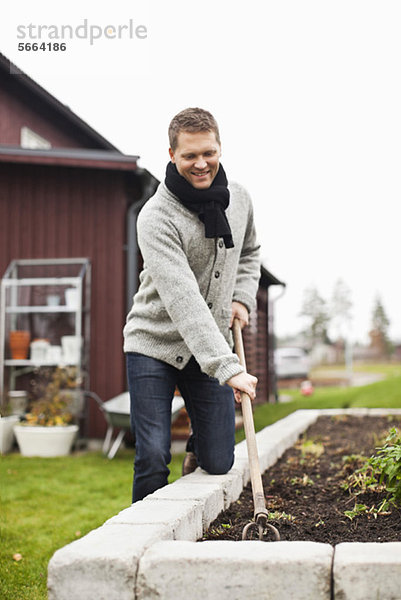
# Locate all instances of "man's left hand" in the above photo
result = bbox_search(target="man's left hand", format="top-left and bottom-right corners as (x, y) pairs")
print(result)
(230, 301), (249, 330)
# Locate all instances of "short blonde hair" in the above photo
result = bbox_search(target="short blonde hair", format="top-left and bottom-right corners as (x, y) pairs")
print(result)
(168, 107), (221, 151)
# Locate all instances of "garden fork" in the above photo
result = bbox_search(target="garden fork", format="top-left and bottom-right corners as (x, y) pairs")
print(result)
(232, 318), (280, 541)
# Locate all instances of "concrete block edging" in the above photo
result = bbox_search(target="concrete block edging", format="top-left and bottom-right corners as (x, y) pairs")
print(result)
(48, 408), (401, 600)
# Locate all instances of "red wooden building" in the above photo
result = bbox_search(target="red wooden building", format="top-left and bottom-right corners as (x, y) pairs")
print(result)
(0, 53), (283, 438)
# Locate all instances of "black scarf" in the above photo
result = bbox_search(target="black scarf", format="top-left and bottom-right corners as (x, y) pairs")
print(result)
(165, 162), (234, 249)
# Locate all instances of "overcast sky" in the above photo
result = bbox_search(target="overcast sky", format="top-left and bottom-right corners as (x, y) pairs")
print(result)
(3, 1), (401, 344)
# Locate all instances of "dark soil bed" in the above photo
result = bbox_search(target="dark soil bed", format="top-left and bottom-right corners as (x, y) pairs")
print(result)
(202, 415), (401, 544)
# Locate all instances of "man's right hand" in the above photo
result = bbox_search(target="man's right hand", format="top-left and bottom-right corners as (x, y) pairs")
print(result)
(227, 371), (258, 403)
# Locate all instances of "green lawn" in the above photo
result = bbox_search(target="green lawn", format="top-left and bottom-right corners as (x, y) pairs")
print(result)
(311, 362), (401, 379)
(1, 370), (401, 600)
(1, 450), (185, 600)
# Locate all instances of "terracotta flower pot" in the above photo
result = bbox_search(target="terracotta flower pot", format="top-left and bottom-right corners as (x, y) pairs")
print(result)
(9, 330), (31, 360)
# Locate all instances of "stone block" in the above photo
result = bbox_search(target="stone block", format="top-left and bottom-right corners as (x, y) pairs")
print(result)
(48, 523), (170, 600)
(146, 480), (224, 529)
(280, 409), (320, 437)
(319, 408), (370, 417)
(233, 439), (248, 459)
(365, 408), (401, 416)
(137, 540), (333, 600)
(256, 433), (296, 472)
(106, 498), (203, 540)
(232, 455), (250, 486)
(333, 542), (401, 600)
(183, 468), (244, 508)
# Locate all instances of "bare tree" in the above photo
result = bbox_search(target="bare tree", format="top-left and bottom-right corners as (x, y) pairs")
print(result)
(299, 286), (330, 348)
(330, 278), (353, 340)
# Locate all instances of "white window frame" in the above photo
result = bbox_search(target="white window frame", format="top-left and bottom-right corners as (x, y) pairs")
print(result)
(20, 126), (52, 149)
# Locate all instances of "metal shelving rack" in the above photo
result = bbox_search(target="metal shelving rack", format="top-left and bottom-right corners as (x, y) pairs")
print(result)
(0, 258), (91, 407)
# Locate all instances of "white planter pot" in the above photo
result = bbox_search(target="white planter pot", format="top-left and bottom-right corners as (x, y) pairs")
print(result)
(0, 416), (20, 454)
(61, 335), (82, 365)
(14, 424), (78, 457)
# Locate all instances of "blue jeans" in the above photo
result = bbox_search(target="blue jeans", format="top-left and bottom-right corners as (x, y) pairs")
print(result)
(126, 352), (235, 502)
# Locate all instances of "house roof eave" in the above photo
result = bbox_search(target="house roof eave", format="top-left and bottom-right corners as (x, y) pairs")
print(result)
(0, 145), (139, 171)
(260, 265), (285, 288)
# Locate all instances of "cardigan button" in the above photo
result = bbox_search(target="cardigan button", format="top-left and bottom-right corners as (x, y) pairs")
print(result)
(218, 240), (224, 248)
(214, 271), (220, 279)
(176, 356), (183, 363)
(207, 302), (213, 309)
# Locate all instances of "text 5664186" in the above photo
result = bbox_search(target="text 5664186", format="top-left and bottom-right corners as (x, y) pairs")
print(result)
(18, 43), (67, 51)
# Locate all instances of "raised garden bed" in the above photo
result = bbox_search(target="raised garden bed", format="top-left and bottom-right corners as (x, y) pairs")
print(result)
(48, 409), (401, 600)
(202, 414), (401, 543)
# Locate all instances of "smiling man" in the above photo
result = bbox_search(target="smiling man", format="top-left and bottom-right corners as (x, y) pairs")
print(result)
(169, 130), (220, 189)
(124, 107), (261, 502)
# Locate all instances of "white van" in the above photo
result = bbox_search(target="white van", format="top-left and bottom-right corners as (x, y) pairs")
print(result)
(274, 347), (310, 379)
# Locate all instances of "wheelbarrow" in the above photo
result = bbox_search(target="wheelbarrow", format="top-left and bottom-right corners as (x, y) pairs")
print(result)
(87, 391), (185, 459)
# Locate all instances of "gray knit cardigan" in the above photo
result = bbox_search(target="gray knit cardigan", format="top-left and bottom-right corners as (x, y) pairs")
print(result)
(123, 180), (261, 385)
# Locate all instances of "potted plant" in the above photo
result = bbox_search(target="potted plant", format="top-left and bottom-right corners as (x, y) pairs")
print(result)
(14, 366), (81, 457)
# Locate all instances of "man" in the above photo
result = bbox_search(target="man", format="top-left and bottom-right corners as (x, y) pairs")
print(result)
(123, 107), (260, 502)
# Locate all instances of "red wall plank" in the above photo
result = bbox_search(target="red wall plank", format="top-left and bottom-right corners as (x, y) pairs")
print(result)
(0, 163), (132, 436)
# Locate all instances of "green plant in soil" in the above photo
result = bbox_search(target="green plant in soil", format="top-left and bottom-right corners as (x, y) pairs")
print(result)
(342, 427), (401, 520)
(297, 437), (324, 459)
(267, 510), (296, 523)
(290, 474), (314, 487)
